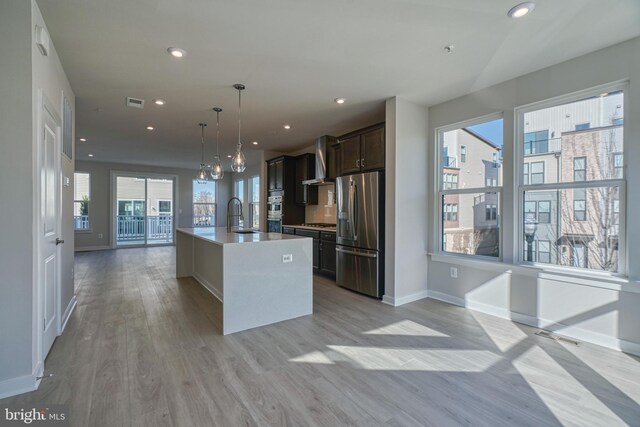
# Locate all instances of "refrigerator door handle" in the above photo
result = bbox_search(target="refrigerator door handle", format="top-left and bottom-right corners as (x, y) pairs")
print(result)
(353, 181), (358, 240)
(336, 247), (377, 258)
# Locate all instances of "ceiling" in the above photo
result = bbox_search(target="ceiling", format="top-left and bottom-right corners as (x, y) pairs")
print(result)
(37, 0), (640, 170)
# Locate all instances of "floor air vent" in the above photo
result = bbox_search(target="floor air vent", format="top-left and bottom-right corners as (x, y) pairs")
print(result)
(535, 330), (580, 346)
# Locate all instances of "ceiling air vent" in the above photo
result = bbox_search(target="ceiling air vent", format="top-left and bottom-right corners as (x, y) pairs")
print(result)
(126, 97), (145, 109)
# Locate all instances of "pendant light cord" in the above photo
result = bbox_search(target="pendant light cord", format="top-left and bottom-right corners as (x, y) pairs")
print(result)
(237, 88), (242, 147)
(200, 123), (205, 163)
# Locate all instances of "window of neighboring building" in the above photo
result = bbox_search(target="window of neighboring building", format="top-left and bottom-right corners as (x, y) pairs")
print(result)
(157, 200), (172, 216)
(524, 130), (549, 155)
(74, 172), (90, 230)
(519, 87), (624, 272)
(530, 161), (545, 184)
(573, 157), (586, 181)
(612, 118), (623, 126)
(193, 180), (216, 226)
(439, 116), (503, 258)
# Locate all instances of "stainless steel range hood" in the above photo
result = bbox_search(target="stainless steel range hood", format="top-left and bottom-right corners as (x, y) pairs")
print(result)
(302, 135), (337, 185)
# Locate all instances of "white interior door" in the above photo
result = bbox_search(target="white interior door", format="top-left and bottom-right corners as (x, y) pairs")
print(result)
(41, 103), (61, 359)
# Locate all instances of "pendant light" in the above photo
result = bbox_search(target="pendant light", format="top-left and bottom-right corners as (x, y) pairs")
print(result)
(231, 83), (247, 172)
(196, 123), (209, 183)
(210, 107), (224, 180)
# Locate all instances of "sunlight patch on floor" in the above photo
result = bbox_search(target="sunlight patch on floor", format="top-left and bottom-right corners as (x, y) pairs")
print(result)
(362, 320), (449, 337)
(289, 350), (335, 365)
(469, 310), (529, 353)
(512, 344), (625, 424)
(327, 346), (502, 371)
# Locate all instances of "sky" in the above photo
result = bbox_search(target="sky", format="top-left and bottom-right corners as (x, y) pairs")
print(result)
(468, 119), (503, 148)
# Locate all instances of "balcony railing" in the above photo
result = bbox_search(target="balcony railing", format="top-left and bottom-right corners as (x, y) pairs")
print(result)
(117, 215), (173, 243)
(524, 137), (561, 155)
(74, 215), (90, 230)
(443, 156), (457, 168)
(193, 215), (215, 227)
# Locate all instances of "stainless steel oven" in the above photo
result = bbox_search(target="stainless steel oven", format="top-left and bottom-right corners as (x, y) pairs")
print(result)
(267, 195), (283, 233)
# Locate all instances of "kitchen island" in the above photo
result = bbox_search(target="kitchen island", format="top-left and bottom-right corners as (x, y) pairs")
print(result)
(176, 227), (313, 334)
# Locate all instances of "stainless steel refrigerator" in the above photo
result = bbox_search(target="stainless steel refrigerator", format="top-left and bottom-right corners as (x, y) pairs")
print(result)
(336, 171), (384, 298)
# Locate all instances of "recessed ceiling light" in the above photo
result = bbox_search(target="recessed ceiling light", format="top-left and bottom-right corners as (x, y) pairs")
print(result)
(79, 138), (86, 142)
(508, 2), (535, 18)
(88, 154), (94, 157)
(600, 92), (609, 97)
(252, 141), (258, 145)
(283, 125), (291, 130)
(334, 98), (346, 104)
(153, 99), (165, 106)
(444, 45), (454, 54)
(227, 155), (233, 158)
(167, 47), (186, 58)
(146, 126), (154, 130)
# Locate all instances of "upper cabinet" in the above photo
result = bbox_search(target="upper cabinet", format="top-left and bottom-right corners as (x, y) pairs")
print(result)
(295, 153), (318, 205)
(267, 156), (286, 192)
(337, 123), (385, 176)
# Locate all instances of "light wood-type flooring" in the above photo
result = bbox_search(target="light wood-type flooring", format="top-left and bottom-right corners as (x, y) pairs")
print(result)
(2, 247), (640, 426)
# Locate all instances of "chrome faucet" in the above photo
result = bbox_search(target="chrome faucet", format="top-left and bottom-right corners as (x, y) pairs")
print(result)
(227, 197), (244, 232)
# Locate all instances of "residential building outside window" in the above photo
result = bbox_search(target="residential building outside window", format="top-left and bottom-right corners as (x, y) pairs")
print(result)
(524, 130), (549, 154)
(193, 180), (216, 226)
(249, 176), (260, 229)
(74, 172), (90, 230)
(439, 117), (503, 258)
(519, 88), (624, 272)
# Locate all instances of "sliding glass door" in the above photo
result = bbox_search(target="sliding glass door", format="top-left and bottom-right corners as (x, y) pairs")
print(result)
(114, 173), (175, 247)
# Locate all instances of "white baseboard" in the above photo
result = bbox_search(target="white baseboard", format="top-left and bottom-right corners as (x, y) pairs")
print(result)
(59, 295), (77, 334)
(74, 245), (110, 252)
(426, 290), (640, 357)
(0, 362), (42, 400)
(382, 289), (430, 307)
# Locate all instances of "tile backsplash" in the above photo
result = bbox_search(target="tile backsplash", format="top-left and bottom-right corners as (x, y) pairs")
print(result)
(305, 185), (337, 224)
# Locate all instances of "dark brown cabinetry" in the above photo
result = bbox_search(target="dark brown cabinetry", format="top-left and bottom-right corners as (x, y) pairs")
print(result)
(267, 157), (285, 192)
(266, 156), (304, 226)
(293, 228), (336, 277)
(281, 226), (296, 235)
(295, 154), (318, 205)
(338, 123), (385, 176)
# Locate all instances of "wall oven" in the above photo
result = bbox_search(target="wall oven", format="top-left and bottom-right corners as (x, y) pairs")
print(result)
(267, 195), (283, 233)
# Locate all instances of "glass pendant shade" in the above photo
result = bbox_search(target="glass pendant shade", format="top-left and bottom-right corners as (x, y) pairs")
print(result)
(231, 84), (247, 173)
(211, 155), (224, 180)
(196, 123), (209, 183)
(231, 143), (246, 172)
(210, 107), (224, 180)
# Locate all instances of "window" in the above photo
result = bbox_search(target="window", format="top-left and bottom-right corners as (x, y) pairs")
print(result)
(538, 201), (551, 224)
(538, 240), (551, 263)
(158, 200), (172, 215)
(573, 188), (586, 221)
(439, 117), (503, 258)
(444, 203), (458, 221)
(519, 88), (624, 272)
(612, 118), (624, 126)
(193, 180), (216, 226)
(74, 172), (90, 230)
(524, 130), (549, 155)
(613, 153), (623, 179)
(530, 162), (544, 184)
(443, 173), (458, 190)
(249, 176), (260, 229)
(573, 157), (586, 181)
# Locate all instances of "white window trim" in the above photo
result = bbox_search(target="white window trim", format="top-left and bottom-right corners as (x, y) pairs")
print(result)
(434, 112), (504, 261)
(74, 171), (92, 232)
(514, 80), (628, 276)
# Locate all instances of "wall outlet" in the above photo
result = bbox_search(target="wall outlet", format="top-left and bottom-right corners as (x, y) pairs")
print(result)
(98, 233), (103, 239)
(282, 254), (293, 263)
(450, 267), (458, 278)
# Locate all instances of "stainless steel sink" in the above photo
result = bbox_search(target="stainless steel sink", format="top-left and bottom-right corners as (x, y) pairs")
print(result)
(233, 229), (258, 234)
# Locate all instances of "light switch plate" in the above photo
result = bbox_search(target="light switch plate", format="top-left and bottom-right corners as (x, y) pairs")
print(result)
(450, 267), (458, 278)
(64, 176), (70, 187)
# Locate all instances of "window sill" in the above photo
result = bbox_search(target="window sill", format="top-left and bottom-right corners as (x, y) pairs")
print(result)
(428, 252), (640, 295)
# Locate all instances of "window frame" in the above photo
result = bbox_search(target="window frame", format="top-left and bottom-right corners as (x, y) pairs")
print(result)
(192, 179), (217, 227)
(435, 112), (504, 261)
(74, 171), (91, 232)
(515, 81), (627, 275)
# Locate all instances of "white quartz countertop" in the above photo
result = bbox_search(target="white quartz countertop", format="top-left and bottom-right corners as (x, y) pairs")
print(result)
(177, 227), (308, 245)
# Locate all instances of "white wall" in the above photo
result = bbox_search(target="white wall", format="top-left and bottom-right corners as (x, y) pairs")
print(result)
(0, 0), (75, 397)
(384, 97), (430, 306)
(74, 160), (234, 249)
(426, 36), (640, 354)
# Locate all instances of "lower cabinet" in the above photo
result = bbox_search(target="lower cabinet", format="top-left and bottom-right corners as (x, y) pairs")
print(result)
(292, 228), (336, 277)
